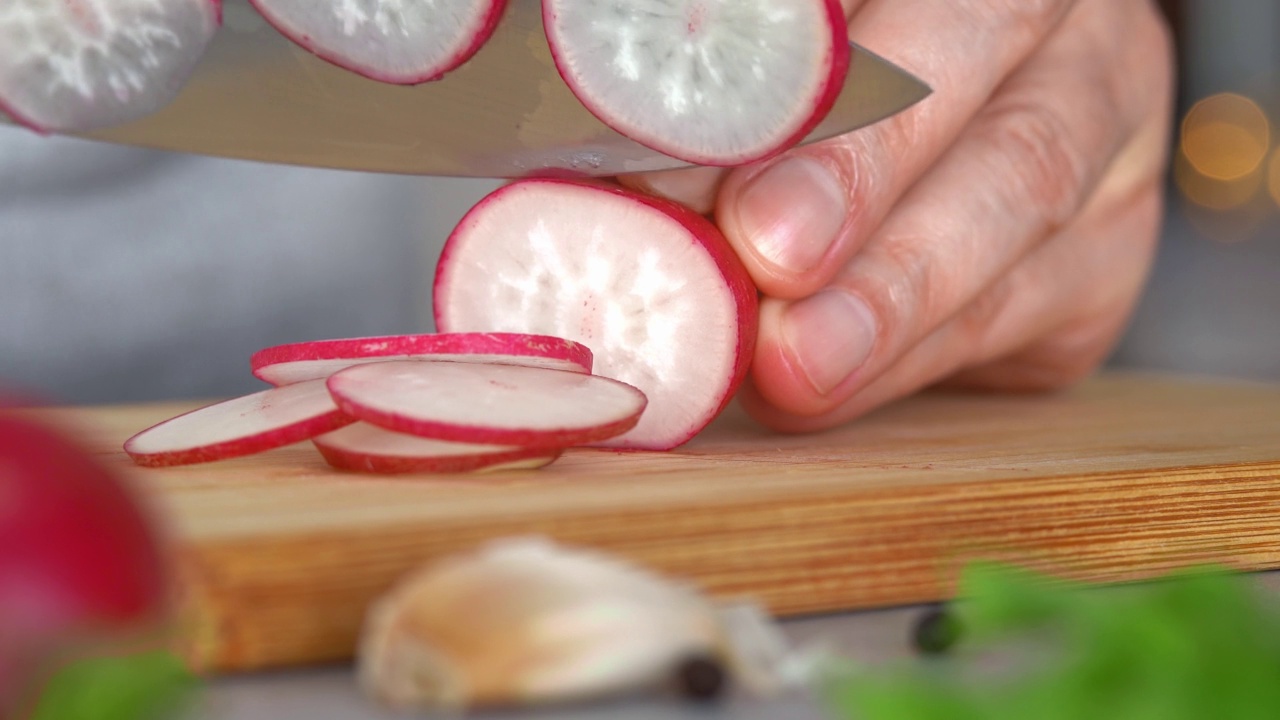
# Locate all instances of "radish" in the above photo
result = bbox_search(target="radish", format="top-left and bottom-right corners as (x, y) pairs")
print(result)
(326, 360), (647, 449)
(433, 180), (758, 450)
(0, 0), (222, 133)
(124, 379), (355, 467)
(248, 0), (506, 84)
(0, 413), (167, 706)
(314, 422), (562, 474)
(252, 332), (593, 387)
(541, 0), (850, 166)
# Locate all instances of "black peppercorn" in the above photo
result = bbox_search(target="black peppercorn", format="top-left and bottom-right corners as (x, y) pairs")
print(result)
(912, 603), (961, 655)
(672, 653), (728, 702)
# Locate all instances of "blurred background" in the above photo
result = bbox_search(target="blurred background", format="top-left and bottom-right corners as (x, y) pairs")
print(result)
(0, 0), (1276, 406)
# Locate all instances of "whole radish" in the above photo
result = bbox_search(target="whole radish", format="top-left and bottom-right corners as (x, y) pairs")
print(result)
(0, 412), (168, 711)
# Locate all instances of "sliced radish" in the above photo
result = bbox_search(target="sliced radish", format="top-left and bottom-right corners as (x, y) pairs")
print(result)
(123, 379), (355, 467)
(542, 0), (850, 166)
(314, 422), (562, 474)
(248, 0), (506, 84)
(326, 360), (647, 448)
(251, 332), (593, 387)
(0, 0), (222, 133)
(433, 180), (758, 450)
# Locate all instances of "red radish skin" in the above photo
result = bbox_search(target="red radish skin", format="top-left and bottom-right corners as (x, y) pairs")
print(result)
(326, 360), (647, 449)
(124, 379), (355, 467)
(0, 0), (222, 133)
(542, 0), (850, 166)
(248, 0), (507, 85)
(313, 423), (562, 475)
(0, 413), (167, 706)
(251, 332), (593, 386)
(433, 179), (758, 451)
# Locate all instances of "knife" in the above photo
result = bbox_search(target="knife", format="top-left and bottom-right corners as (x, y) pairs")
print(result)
(0, 0), (931, 178)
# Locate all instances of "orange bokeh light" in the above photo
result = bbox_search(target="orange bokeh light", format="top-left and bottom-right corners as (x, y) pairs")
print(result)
(1180, 93), (1271, 181)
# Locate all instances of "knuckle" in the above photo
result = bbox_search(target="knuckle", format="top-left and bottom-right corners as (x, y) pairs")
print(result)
(962, 0), (1069, 42)
(979, 96), (1091, 232)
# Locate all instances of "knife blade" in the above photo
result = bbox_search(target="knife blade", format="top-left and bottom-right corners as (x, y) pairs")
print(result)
(0, 0), (931, 178)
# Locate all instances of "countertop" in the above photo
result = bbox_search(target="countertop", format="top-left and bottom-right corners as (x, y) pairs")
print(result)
(196, 571), (1280, 720)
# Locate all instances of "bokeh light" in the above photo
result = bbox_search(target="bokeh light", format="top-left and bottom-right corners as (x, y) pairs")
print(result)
(1180, 93), (1271, 181)
(1174, 145), (1261, 211)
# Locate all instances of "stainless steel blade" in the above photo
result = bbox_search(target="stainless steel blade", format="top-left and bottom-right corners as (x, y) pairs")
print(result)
(0, 0), (931, 177)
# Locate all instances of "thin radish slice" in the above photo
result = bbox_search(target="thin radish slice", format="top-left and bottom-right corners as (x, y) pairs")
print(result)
(542, 0), (850, 166)
(0, 0), (222, 133)
(313, 423), (562, 475)
(326, 360), (647, 449)
(252, 333), (593, 387)
(433, 180), (758, 451)
(124, 379), (355, 467)
(248, 0), (507, 85)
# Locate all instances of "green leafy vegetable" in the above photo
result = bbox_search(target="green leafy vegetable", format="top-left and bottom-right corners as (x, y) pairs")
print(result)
(828, 564), (1280, 720)
(27, 651), (198, 720)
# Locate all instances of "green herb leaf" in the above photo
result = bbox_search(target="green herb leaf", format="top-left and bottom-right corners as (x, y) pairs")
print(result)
(28, 650), (197, 720)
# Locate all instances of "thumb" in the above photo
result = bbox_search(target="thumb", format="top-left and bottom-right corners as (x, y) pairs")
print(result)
(617, 166), (727, 215)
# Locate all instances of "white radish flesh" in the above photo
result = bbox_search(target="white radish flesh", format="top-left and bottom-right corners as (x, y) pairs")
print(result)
(313, 422), (562, 474)
(249, 0), (507, 84)
(124, 379), (354, 467)
(252, 333), (593, 387)
(542, 0), (850, 166)
(0, 0), (222, 133)
(433, 180), (758, 451)
(326, 360), (647, 448)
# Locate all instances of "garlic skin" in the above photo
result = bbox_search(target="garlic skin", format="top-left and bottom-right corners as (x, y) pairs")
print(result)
(357, 538), (735, 710)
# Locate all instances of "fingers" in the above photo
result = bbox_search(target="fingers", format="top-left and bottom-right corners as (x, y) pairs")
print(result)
(716, 0), (1080, 298)
(744, 183), (1166, 433)
(617, 167), (726, 215)
(749, 0), (1172, 418)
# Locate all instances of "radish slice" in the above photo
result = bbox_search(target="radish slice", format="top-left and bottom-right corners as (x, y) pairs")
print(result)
(542, 0), (850, 166)
(248, 0), (507, 84)
(0, 0), (222, 133)
(313, 423), (562, 474)
(124, 379), (355, 467)
(251, 333), (593, 387)
(326, 360), (647, 448)
(433, 180), (758, 450)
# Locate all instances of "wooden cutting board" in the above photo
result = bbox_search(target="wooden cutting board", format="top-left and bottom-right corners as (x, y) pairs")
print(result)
(36, 373), (1280, 674)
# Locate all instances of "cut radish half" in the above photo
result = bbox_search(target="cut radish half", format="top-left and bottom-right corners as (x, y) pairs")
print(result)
(124, 379), (355, 467)
(326, 360), (647, 448)
(542, 0), (850, 166)
(248, 0), (507, 84)
(314, 423), (562, 474)
(0, 0), (222, 133)
(433, 180), (758, 450)
(252, 333), (593, 386)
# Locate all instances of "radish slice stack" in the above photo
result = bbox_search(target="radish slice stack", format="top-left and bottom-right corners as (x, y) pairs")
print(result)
(248, 0), (508, 84)
(123, 332), (642, 475)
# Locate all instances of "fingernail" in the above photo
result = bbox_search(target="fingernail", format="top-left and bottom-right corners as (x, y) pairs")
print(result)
(735, 157), (847, 274)
(782, 290), (877, 396)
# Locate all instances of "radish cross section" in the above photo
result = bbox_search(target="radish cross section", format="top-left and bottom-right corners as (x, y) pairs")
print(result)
(252, 332), (593, 386)
(434, 180), (758, 450)
(313, 422), (563, 474)
(0, 0), (222, 133)
(123, 379), (354, 467)
(326, 360), (647, 449)
(249, 0), (507, 84)
(543, 0), (850, 165)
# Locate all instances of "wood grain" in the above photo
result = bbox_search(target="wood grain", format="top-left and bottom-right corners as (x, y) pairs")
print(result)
(35, 373), (1280, 673)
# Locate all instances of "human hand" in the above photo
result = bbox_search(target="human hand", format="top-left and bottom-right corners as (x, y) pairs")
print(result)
(620, 0), (1175, 432)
